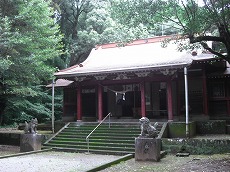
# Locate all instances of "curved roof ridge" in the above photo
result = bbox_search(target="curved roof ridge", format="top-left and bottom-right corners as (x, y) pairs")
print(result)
(95, 35), (175, 50)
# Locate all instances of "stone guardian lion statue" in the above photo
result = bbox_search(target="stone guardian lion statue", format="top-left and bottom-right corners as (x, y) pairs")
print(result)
(139, 117), (158, 138)
(24, 118), (38, 134)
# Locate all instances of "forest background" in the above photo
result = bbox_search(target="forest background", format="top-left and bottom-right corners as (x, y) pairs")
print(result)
(0, 0), (229, 126)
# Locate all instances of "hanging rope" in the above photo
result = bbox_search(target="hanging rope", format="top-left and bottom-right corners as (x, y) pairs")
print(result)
(98, 82), (142, 105)
(99, 84), (127, 105)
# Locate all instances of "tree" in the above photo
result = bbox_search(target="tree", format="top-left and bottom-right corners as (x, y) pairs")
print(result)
(54, 0), (96, 66)
(53, 0), (149, 67)
(0, 0), (63, 125)
(110, 0), (230, 63)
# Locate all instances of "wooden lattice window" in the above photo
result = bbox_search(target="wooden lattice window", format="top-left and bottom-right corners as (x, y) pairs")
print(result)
(209, 82), (225, 98)
(64, 89), (76, 103)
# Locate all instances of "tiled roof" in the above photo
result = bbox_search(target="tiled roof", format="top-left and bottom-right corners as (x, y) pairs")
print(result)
(55, 36), (214, 78)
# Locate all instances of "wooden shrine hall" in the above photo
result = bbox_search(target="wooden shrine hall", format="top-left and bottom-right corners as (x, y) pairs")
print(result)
(52, 36), (230, 122)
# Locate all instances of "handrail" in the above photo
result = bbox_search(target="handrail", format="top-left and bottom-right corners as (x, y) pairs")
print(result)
(86, 112), (112, 153)
(44, 122), (70, 145)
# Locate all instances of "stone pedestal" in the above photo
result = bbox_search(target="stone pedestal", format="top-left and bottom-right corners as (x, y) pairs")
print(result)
(20, 134), (42, 152)
(135, 137), (161, 161)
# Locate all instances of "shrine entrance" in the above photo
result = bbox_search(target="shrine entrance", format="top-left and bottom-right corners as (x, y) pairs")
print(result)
(145, 82), (168, 119)
(106, 84), (141, 118)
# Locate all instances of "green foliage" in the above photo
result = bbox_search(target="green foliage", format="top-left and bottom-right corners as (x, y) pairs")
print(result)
(109, 0), (230, 63)
(109, 0), (181, 36)
(56, 0), (150, 67)
(3, 87), (63, 124)
(0, 0), (64, 125)
(0, 17), (13, 74)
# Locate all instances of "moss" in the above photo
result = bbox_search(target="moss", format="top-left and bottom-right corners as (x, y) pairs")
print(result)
(196, 120), (226, 134)
(162, 138), (230, 155)
(168, 122), (196, 138)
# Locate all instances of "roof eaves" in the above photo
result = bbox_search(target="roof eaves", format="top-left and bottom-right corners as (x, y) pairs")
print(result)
(54, 63), (191, 79)
(46, 79), (74, 88)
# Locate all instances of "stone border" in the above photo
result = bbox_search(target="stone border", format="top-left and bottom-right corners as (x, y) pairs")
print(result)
(0, 148), (52, 159)
(86, 154), (134, 172)
(0, 148), (134, 172)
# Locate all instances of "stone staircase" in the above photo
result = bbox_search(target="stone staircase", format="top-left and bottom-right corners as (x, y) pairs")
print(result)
(43, 122), (164, 155)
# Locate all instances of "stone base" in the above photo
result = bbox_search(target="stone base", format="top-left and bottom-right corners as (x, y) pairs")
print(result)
(20, 134), (42, 152)
(135, 137), (161, 161)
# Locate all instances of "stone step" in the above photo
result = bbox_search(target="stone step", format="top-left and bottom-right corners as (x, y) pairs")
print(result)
(42, 122), (164, 155)
(42, 146), (134, 155)
(64, 127), (141, 131)
(68, 122), (163, 128)
(45, 140), (134, 148)
(58, 132), (139, 137)
(49, 138), (134, 144)
(43, 143), (135, 152)
(54, 134), (137, 140)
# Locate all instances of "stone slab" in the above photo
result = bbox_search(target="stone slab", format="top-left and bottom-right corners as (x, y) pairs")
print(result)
(135, 137), (161, 161)
(20, 134), (42, 152)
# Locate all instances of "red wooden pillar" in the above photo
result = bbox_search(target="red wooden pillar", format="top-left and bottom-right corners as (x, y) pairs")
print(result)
(167, 80), (173, 121)
(63, 89), (66, 116)
(98, 84), (103, 121)
(77, 85), (82, 121)
(140, 82), (146, 117)
(202, 67), (209, 115)
(176, 80), (181, 116)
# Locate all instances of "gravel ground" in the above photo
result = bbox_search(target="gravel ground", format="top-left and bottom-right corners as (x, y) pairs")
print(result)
(1, 145), (230, 172)
(0, 150), (120, 172)
(101, 154), (230, 172)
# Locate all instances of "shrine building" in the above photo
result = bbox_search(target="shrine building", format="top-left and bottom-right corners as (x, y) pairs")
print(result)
(53, 36), (230, 122)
